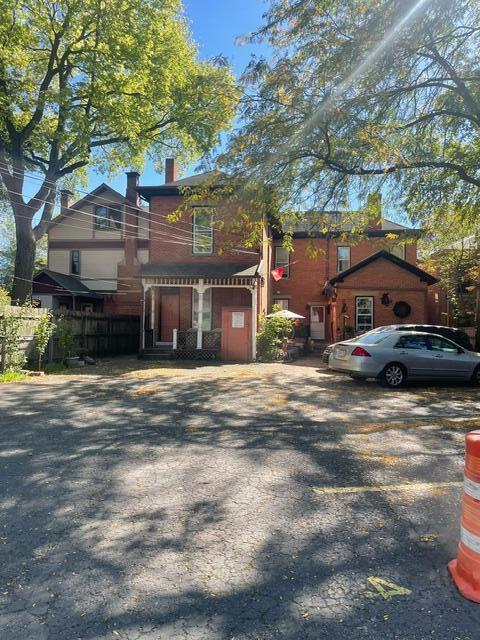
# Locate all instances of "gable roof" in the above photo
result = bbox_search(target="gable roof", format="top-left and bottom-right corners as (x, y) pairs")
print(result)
(329, 250), (437, 285)
(33, 270), (103, 298)
(274, 212), (414, 239)
(48, 183), (130, 229)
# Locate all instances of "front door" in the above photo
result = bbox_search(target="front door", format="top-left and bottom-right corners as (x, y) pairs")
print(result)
(310, 305), (325, 339)
(160, 293), (179, 342)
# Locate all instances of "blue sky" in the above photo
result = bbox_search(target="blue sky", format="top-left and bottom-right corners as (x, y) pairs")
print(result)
(104, 0), (270, 196)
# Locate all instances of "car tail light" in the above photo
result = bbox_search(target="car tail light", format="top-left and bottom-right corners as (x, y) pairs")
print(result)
(351, 346), (371, 357)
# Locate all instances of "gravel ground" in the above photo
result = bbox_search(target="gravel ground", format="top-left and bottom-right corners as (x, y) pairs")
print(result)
(1, 356), (480, 639)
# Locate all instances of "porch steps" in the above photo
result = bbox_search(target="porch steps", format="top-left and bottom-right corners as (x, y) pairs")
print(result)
(140, 343), (174, 360)
(312, 340), (329, 355)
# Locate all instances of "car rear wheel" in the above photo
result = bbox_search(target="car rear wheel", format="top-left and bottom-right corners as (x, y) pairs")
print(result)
(381, 363), (406, 388)
(471, 366), (480, 387)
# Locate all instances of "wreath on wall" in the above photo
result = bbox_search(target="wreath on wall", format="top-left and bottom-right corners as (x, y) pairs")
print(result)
(393, 301), (411, 319)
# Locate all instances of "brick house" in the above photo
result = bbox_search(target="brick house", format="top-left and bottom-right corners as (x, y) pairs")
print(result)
(271, 219), (437, 343)
(34, 160), (270, 360)
(34, 158), (437, 358)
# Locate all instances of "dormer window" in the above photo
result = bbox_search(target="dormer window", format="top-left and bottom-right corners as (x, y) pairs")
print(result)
(193, 208), (213, 254)
(95, 205), (121, 230)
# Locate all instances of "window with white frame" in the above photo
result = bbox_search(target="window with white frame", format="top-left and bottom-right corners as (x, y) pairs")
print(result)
(192, 288), (212, 330)
(274, 246), (290, 277)
(389, 244), (405, 259)
(193, 208), (214, 254)
(273, 298), (289, 310)
(356, 296), (374, 332)
(337, 246), (350, 272)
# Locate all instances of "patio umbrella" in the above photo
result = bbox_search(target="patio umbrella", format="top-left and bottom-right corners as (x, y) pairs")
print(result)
(266, 309), (305, 319)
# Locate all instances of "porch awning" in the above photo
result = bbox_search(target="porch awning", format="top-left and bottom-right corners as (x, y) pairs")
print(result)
(140, 262), (261, 288)
(140, 262), (260, 278)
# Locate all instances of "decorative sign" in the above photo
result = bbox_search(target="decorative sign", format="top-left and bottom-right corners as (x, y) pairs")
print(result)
(232, 312), (245, 328)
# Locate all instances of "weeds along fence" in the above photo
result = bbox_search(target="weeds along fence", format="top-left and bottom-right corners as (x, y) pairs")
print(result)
(0, 306), (140, 371)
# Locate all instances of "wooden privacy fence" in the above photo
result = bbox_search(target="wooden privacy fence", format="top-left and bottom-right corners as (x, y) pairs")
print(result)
(48, 310), (140, 360)
(0, 305), (140, 369)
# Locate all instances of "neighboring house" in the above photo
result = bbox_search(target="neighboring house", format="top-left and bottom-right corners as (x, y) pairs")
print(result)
(33, 177), (149, 314)
(34, 158), (437, 359)
(271, 218), (437, 342)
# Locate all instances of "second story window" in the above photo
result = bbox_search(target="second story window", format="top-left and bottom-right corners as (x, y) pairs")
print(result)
(274, 246), (290, 277)
(193, 208), (213, 254)
(337, 246), (350, 272)
(95, 205), (121, 230)
(70, 250), (80, 275)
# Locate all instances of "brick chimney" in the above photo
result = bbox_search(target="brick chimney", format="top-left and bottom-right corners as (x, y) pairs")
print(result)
(165, 158), (178, 184)
(365, 191), (382, 230)
(124, 171), (140, 266)
(60, 189), (73, 214)
(126, 171), (140, 206)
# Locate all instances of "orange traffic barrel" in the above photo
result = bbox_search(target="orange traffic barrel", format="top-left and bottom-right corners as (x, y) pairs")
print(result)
(448, 430), (480, 603)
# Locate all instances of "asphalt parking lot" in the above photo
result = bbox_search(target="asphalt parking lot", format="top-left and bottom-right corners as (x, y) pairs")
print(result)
(1, 356), (480, 639)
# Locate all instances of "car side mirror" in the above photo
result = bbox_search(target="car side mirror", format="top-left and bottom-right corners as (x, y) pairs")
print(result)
(458, 348), (464, 354)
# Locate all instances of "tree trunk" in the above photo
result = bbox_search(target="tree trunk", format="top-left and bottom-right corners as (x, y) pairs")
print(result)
(10, 210), (36, 303)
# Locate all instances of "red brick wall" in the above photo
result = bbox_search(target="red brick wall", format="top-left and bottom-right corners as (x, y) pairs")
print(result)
(271, 237), (420, 341)
(148, 195), (261, 265)
(332, 257), (429, 341)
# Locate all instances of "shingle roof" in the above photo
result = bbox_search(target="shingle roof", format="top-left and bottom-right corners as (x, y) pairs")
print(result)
(136, 171), (225, 199)
(140, 262), (259, 278)
(329, 250), (437, 285)
(33, 270), (104, 297)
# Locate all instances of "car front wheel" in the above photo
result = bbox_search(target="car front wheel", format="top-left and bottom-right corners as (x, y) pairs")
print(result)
(471, 366), (480, 387)
(381, 363), (406, 388)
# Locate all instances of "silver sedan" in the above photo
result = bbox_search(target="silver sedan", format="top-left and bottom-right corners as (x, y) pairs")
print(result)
(328, 330), (480, 388)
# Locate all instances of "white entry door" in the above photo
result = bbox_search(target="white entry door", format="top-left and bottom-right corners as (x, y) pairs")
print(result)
(310, 305), (325, 339)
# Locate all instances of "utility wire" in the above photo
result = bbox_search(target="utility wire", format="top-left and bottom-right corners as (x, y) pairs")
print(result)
(0, 160), (255, 242)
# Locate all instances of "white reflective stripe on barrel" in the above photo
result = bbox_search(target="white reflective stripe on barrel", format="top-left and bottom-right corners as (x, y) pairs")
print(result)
(461, 526), (480, 554)
(464, 475), (480, 501)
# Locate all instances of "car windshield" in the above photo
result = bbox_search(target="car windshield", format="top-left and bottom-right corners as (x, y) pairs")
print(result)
(357, 332), (392, 345)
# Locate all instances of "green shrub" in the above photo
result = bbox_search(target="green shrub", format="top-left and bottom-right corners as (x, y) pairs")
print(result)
(44, 362), (66, 374)
(33, 310), (55, 370)
(56, 316), (76, 360)
(0, 370), (28, 384)
(0, 295), (34, 372)
(256, 305), (294, 361)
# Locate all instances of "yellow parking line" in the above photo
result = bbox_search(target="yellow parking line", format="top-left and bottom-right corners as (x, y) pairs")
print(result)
(312, 481), (462, 495)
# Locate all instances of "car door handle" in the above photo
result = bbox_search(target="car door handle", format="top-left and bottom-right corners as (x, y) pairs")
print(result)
(433, 354), (443, 358)
(398, 351), (408, 355)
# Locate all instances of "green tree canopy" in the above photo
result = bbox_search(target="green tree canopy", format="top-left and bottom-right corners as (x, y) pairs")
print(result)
(0, 0), (236, 300)
(220, 0), (480, 228)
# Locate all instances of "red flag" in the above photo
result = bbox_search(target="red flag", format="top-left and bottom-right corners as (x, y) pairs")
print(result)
(271, 267), (284, 281)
